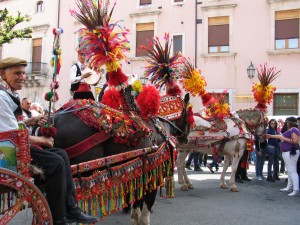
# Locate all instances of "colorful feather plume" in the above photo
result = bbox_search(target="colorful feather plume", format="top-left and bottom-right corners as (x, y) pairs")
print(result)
(141, 33), (184, 95)
(180, 59), (215, 106)
(252, 63), (280, 111)
(71, 0), (130, 73)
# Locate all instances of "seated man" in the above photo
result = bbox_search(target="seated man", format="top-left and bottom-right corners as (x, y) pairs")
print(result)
(0, 57), (98, 225)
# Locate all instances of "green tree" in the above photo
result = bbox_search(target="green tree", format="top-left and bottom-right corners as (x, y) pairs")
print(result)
(0, 8), (32, 46)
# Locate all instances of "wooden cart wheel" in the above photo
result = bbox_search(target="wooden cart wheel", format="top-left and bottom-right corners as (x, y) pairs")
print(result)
(0, 168), (53, 225)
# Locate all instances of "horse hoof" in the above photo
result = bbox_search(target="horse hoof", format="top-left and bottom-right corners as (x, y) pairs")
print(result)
(231, 187), (239, 192)
(123, 207), (131, 214)
(188, 184), (194, 189)
(220, 184), (228, 189)
(181, 186), (189, 191)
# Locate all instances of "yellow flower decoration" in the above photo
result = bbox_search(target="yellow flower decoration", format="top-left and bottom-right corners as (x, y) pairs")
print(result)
(180, 66), (207, 97)
(132, 80), (143, 93)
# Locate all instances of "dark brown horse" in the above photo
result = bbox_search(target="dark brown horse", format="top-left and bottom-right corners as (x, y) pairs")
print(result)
(52, 93), (191, 225)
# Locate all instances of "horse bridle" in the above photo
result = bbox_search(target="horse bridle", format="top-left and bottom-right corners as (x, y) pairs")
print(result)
(241, 112), (265, 139)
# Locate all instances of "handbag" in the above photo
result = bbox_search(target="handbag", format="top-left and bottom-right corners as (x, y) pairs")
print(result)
(290, 143), (299, 156)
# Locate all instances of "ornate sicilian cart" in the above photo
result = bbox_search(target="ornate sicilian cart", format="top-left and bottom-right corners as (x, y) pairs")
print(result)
(0, 128), (175, 224)
(0, 129), (52, 225)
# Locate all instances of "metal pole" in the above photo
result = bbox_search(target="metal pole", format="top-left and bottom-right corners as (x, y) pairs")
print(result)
(195, 0), (198, 68)
(57, 0), (61, 27)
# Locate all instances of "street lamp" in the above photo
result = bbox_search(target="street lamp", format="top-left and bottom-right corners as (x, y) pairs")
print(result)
(140, 76), (148, 85)
(247, 61), (255, 79)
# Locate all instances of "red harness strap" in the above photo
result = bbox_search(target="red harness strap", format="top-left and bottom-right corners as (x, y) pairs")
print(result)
(65, 132), (110, 158)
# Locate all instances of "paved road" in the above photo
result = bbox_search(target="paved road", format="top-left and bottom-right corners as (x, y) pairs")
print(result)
(102, 163), (299, 225)
(6, 163), (300, 225)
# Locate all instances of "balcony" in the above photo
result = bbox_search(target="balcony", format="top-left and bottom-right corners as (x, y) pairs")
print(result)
(25, 62), (49, 87)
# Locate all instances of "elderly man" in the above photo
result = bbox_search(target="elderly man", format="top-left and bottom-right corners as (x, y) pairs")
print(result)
(0, 57), (98, 225)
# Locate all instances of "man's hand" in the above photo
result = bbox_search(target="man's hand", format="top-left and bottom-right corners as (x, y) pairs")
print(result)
(29, 136), (54, 148)
(82, 71), (92, 79)
(24, 116), (47, 127)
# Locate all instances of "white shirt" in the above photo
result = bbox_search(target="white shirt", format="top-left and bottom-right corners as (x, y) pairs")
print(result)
(70, 62), (83, 84)
(0, 90), (19, 132)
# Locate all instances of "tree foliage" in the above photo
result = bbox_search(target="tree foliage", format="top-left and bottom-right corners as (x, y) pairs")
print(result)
(0, 8), (32, 46)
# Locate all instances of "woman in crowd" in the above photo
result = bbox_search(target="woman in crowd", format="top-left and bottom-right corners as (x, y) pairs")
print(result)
(266, 119), (281, 182)
(266, 117), (299, 197)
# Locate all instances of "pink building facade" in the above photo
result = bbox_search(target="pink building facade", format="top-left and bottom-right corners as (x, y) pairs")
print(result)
(1, 0), (300, 116)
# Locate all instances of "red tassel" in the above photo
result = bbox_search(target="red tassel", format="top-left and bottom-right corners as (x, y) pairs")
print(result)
(201, 93), (216, 107)
(255, 103), (267, 112)
(136, 85), (160, 119)
(166, 84), (181, 96)
(40, 126), (57, 137)
(241, 162), (245, 169)
(101, 89), (122, 109)
(187, 107), (194, 125)
(108, 67), (128, 87)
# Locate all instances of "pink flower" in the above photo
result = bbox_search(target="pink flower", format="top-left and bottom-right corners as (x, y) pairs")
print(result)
(69, 8), (76, 16)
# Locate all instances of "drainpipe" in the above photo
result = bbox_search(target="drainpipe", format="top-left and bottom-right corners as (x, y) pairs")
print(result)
(195, 1), (202, 68)
(57, 0), (61, 28)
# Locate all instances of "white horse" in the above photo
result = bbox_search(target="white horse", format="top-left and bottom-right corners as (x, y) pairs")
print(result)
(176, 108), (265, 192)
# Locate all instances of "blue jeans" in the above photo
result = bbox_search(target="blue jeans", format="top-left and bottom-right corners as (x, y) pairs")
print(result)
(210, 156), (219, 170)
(186, 152), (200, 167)
(250, 150), (256, 164)
(267, 145), (279, 177)
(255, 146), (266, 178)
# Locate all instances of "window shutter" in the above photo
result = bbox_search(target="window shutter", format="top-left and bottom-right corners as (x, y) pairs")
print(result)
(208, 24), (229, 46)
(32, 38), (42, 72)
(136, 23), (154, 57)
(136, 30), (154, 57)
(140, 0), (152, 5)
(208, 16), (229, 47)
(275, 19), (299, 39)
(173, 35), (183, 54)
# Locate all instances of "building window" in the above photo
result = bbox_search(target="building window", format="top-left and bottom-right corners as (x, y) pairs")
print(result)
(172, 34), (183, 55)
(136, 22), (154, 57)
(36, 1), (44, 13)
(275, 9), (299, 50)
(208, 16), (229, 53)
(273, 93), (298, 115)
(140, 0), (151, 6)
(32, 38), (42, 72)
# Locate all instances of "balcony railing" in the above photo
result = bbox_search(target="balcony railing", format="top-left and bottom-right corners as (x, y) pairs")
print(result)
(25, 62), (49, 76)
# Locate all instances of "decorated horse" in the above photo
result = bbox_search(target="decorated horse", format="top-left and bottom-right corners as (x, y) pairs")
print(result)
(176, 108), (265, 192)
(52, 93), (191, 225)
(176, 60), (280, 192)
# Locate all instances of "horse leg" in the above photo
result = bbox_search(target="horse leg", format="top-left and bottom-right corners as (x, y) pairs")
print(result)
(176, 150), (191, 191)
(220, 155), (231, 189)
(131, 200), (142, 225)
(229, 146), (244, 192)
(182, 152), (194, 190)
(139, 189), (157, 225)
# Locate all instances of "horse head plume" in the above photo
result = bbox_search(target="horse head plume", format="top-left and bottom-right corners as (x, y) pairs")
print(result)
(71, 0), (131, 109)
(252, 63), (281, 112)
(141, 33), (185, 96)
